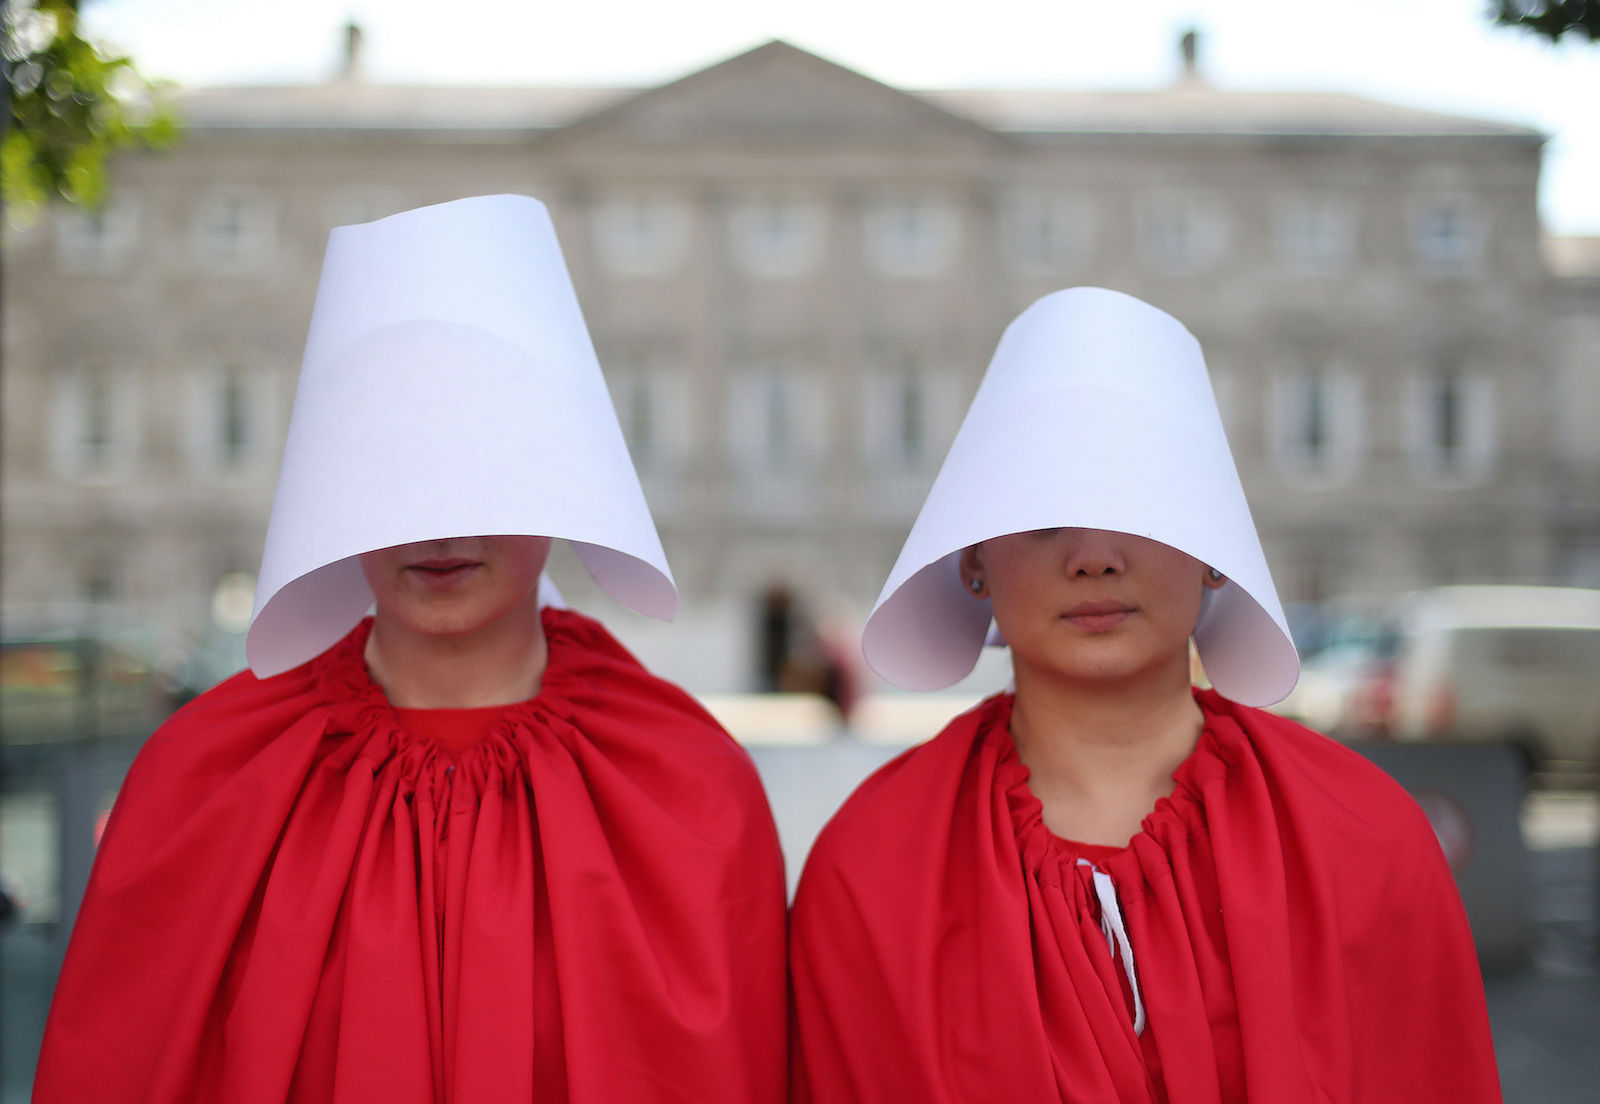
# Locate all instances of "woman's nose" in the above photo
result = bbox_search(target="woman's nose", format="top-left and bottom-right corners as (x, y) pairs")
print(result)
(1061, 528), (1126, 578)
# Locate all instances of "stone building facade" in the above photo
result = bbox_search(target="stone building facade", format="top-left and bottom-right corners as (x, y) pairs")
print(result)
(4, 38), (1593, 691)
(1545, 235), (1600, 589)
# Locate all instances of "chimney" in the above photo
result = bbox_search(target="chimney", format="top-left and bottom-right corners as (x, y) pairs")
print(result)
(339, 21), (364, 82)
(1178, 27), (1202, 84)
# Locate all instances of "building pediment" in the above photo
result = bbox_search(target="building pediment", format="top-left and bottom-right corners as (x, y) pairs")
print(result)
(542, 40), (1005, 153)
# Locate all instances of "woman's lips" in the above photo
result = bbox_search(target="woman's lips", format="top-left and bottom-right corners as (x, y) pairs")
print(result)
(405, 558), (482, 589)
(1062, 600), (1134, 632)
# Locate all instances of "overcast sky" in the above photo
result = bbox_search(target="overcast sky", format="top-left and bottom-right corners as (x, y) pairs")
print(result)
(83, 0), (1600, 235)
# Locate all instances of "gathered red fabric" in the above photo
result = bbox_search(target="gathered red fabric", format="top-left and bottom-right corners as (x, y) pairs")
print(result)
(35, 608), (787, 1104)
(790, 688), (1502, 1103)
(391, 704), (511, 757)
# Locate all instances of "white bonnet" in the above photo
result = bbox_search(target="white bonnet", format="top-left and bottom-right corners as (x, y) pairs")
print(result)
(247, 195), (675, 677)
(861, 287), (1298, 706)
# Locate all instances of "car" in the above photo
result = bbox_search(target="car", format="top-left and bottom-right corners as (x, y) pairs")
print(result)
(0, 607), (186, 743)
(1384, 586), (1600, 776)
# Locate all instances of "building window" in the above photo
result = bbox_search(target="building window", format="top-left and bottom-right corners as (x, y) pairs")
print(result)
(1274, 199), (1354, 274)
(1412, 198), (1484, 275)
(606, 363), (690, 472)
(729, 199), (825, 278)
(56, 197), (139, 272)
(615, 374), (657, 462)
(1267, 367), (1363, 483)
(863, 197), (961, 278)
(860, 361), (960, 514)
(50, 367), (140, 480)
(1208, 367), (1237, 434)
(592, 195), (691, 278)
(1407, 367), (1496, 483)
(1001, 193), (1092, 274)
(728, 364), (826, 516)
(895, 375), (925, 462)
(193, 193), (276, 270)
(1552, 313), (1600, 465)
(760, 378), (795, 463)
(80, 557), (117, 605)
(81, 375), (115, 462)
(862, 367), (956, 470)
(220, 375), (250, 464)
(184, 363), (275, 475)
(872, 372), (928, 468)
(1138, 195), (1227, 274)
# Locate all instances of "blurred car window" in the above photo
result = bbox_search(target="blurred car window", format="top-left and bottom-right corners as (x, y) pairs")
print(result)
(1386, 586), (1600, 777)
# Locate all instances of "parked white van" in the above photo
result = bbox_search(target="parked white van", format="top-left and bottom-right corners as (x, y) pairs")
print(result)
(1387, 586), (1600, 774)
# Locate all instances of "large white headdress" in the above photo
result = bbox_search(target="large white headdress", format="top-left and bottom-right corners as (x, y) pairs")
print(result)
(862, 287), (1298, 706)
(246, 195), (676, 677)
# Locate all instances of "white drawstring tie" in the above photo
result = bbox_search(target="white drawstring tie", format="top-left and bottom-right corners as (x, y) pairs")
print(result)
(1077, 859), (1147, 1036)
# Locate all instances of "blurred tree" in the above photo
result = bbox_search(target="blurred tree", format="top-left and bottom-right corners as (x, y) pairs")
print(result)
(3, 0), (178, 221)
(1491, 0), (1600, 43)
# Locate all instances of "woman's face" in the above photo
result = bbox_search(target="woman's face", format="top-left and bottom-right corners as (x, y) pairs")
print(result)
(961, 528), (1221, 690)
(359, 535), (552, 639)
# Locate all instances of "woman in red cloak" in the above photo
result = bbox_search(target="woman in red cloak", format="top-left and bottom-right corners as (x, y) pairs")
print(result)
(789, 288), (1501, 1103)
(33, 196), (787, 1103)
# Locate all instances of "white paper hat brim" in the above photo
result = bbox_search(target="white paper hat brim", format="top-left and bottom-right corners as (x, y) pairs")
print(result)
(862, 288), (1299, 706)
(247, 196), (675, 677)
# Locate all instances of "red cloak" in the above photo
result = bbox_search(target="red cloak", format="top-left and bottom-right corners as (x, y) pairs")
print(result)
(790, 689), (1501, 1103)
(35, 608), (787, 1103)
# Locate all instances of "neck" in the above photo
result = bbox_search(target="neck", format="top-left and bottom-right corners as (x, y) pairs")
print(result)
(1008, 650), (1203, 846)
(364, 598), (549, 709)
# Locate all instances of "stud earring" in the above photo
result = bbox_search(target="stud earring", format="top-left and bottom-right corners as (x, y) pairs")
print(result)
(967, 577), (985, 596)
(1207, 568), (1225, 582)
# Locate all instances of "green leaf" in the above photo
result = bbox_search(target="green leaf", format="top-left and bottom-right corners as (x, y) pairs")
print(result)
(4, 0), (182, 221)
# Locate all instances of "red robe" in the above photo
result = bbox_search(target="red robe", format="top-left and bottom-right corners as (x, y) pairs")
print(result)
(35, 608), (787, 1103)
(790, 689), (1501, 1103)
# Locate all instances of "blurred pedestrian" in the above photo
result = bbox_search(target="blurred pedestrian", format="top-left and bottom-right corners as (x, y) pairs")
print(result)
(34, 196), (787, 1103)
(790, 288), (1500, 1102)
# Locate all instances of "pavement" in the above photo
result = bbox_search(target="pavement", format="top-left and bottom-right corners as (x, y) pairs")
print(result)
(1484, 844), (1599, 1104)
(2, 738), (1595, 1101)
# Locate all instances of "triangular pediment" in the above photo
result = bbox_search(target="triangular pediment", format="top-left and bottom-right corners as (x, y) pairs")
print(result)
(542, 40), (1005, 153)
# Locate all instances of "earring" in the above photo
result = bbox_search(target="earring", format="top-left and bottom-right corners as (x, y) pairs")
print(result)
(1207, 568), (1225, 582)
(967, 576), (986, 596)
